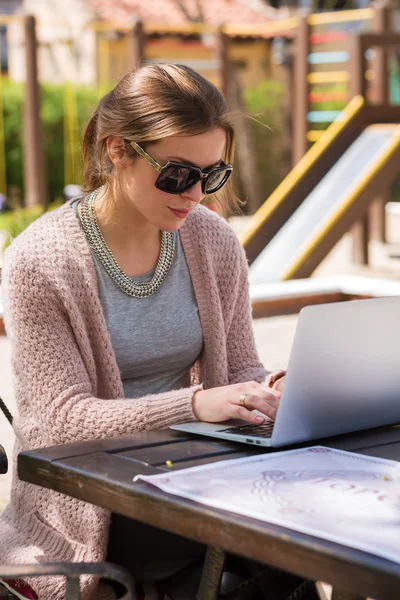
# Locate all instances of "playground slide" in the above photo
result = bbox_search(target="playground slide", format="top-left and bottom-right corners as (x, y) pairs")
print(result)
(248, 125), (400, 284)
(240, 96), (370, 265)
(239, 96), (400, 281)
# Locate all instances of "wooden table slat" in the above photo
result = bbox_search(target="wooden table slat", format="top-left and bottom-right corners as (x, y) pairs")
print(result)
(320, 425), (400, 452)
(28, 430), (188, 461)
(118, 439), (251, 467)
(265, 424), (400, 456)
(171, 451), (253, 470)
(355, 441), (400, 460)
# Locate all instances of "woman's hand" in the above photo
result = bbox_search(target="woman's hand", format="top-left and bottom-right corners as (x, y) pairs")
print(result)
(271, 376), (285, 393)
(192, 381), (281, 425)
(267, 370), (286, 393)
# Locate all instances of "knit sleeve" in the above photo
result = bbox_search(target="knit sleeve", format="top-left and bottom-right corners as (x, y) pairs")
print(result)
(2, 255), (198, 446)
(223, 234), (269, 385)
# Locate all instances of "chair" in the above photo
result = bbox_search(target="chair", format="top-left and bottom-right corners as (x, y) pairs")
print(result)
(0, 398), (136, 600)
(0, 563), (135, 600)
(0, 445), (7, 477)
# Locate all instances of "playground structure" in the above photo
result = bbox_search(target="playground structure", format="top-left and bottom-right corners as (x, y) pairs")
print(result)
(88, 4), (398, 179)
(291, 5), (396, 163)
(238, 24), (400, 289)
(0, 3), (397, 210)
(0, 5), (399, 329)
(241, 94), (400, 278)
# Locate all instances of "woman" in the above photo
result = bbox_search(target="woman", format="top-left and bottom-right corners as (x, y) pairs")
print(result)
(0, 63), (310, 600)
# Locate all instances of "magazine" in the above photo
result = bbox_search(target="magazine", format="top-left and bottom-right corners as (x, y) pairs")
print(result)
(135, 446), (400, 563)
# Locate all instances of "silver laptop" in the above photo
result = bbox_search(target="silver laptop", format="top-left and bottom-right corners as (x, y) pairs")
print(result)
(171, 296), (400, 447)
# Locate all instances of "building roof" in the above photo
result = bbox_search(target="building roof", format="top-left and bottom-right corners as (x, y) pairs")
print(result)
(87, 0), (278, 27)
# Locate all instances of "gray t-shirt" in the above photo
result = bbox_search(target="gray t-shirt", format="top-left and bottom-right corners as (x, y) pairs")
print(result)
(73, 200), (203, 397)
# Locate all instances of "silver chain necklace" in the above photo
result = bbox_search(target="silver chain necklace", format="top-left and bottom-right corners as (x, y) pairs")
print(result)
(79, 187), (175, 299)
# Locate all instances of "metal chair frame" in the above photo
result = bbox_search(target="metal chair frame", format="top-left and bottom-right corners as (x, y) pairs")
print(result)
(1, 402), (136, 600)
(0, 563), (135, 600)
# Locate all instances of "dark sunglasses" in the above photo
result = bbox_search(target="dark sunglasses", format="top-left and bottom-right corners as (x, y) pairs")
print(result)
(124, 140), (233, 196)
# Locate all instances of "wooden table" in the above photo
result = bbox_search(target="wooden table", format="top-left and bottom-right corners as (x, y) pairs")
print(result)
(18, 425), (400, 600)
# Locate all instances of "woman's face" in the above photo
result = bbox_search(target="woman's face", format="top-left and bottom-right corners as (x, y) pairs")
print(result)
(110, 128), (227, 232)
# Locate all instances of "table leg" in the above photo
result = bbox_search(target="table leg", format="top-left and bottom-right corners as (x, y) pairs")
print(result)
(314, 582), (330, 600)
(196, 546), (226, 600)
(331, 591), (366, 600)
(66, 576), (80, 600)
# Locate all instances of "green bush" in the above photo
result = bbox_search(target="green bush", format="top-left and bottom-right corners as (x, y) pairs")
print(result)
(3, 80), (25, 194)
(243, 79), (286, 210)
(1, 80), (105, 202)
(0, 200), (62, 251)
(0, 78), (286, 214)
(391, 177), (400, 203)
(0, 205), (44, 251)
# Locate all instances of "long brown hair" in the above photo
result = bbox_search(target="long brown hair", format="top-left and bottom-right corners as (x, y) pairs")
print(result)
(82, 63), (239, 213)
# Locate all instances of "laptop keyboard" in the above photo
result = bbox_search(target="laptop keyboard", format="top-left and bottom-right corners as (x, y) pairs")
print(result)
(217, 421), (275, 438)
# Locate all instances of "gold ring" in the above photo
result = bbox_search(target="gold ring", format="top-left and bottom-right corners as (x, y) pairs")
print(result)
(239, 393), (247, 407)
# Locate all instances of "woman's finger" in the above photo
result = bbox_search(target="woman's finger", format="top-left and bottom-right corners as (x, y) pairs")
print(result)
(233, 387), (280, 416)
(253, 382), (281, 401)
(267, 370), (286, 387)
(243, 394), (278, 420)
(229, 403), (266, 424)
(253, 388), (281, 408)
(272, 376), (285, 393)
(231, 391), (278, 420)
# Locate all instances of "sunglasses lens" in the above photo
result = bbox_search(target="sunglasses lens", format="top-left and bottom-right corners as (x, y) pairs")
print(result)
(156, 165), (199, 194)
(204, 169), (231, 194)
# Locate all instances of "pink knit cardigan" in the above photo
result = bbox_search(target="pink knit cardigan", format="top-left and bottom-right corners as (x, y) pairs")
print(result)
(0, 202), (267, 600)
